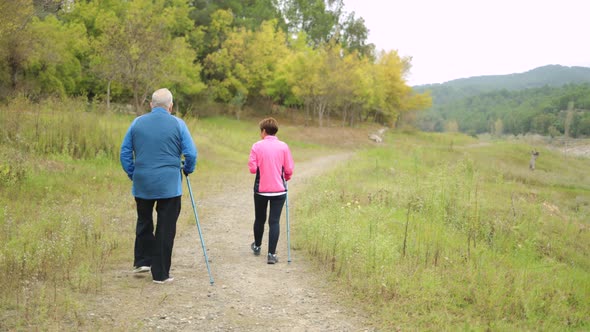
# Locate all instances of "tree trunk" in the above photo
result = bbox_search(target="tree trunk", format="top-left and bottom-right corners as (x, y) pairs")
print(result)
(350, 107), (356, 127)
(304, 100), (311, 126)
(106, 80), (111, 110)
(9, 53), (19, 89)
(235, 106), (241, 120)
(565, 101), (575, 137)
(317, 101), (327, 127)
(133, 81), (141, 115)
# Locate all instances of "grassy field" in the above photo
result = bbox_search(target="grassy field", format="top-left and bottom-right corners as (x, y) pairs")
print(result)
(293, 131), (590, 330)
(0, 101), (337, 329)
(1, 101), (588, 330)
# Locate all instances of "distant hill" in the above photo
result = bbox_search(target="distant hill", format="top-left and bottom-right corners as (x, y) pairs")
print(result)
(413, 65), (590, 107)
(411, 65), (590, 137)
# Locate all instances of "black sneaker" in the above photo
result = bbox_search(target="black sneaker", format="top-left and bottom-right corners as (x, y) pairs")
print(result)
(251, 242), (261, 256)
(267, 253), (278, 264)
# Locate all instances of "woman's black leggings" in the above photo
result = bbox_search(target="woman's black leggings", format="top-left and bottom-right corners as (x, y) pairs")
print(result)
(253, 193), (286, 255)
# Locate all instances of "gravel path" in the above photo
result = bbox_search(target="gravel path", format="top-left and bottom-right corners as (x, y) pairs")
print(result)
(82, 152), (374, 331)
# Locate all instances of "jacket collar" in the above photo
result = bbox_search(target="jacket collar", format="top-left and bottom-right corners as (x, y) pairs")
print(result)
(151, 107), (169, 114)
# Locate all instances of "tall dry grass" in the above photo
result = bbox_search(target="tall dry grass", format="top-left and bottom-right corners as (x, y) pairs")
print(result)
(0, 100), (336, 329)
(294, 131), (590, 330)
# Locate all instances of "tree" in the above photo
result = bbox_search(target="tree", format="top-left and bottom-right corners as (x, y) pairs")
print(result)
(264, 32), (308, 108)
(0, 0), (35, 96)
(90, 0), (203, 113)
(531, 113), (557, 135)
(445, 120), (459, 132)
(493, 119), (504, 136)
(0, 0), (90, 99)
(339, 12), (374, 58)
(330, 50), (365, 126)
(577, 113), (590, 136)
(190, 0), (286, 62)
(0, 0), (33, 39)
(564, 101), (575, 137)
(279, 0), (341, 47)
(190, 0), (284, 31)
(288, 42), (328, 125)
(372, 51), (410, 126)
(204, 19), (289, 119)
(24, 15), (89, 97)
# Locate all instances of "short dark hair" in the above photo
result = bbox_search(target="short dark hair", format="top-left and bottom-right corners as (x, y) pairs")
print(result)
(259, 117), (279, 135)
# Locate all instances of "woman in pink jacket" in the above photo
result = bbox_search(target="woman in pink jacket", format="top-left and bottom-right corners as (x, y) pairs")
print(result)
(248, 118), (294, 264)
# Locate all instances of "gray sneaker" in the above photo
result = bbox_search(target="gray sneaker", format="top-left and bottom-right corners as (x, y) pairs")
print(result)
(251, 242), (261, 256)
(153, 277), (174, 284)
(267, 253), (278, 264)
(133, 266), (150, 273)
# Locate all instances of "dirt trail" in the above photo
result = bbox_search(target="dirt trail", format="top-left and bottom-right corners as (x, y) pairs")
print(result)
(83, 152), (373, 331)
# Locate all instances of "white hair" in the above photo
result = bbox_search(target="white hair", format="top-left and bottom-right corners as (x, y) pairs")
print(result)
(151, 88), (173, 108)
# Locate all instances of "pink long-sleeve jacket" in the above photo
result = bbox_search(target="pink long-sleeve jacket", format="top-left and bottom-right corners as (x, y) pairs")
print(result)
(248, 135), (294, 194)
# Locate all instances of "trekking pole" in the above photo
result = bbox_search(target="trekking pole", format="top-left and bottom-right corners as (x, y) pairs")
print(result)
(186, 174), (214, 285)
(286, 182), (291, 263)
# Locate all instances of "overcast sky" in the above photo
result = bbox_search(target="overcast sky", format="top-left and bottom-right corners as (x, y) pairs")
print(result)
(343, 0), (590, 86)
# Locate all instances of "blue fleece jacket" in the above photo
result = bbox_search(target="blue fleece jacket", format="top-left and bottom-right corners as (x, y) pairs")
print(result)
(120, 107), (197, 199)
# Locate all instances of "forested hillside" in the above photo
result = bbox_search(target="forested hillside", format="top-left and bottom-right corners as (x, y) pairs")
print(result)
(414, 65), (590, 105)
(0, 0), (430, 126)
(413, 66), (590, 136)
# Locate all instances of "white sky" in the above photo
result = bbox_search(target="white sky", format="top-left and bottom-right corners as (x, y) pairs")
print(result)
(343, 0), (590, 86)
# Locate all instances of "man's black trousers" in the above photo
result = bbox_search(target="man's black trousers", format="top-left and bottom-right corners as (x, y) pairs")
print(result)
(134, 196), (181, 281)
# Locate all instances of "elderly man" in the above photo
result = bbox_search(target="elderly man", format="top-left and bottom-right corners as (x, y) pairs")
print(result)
(120, 88), (197, 284)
